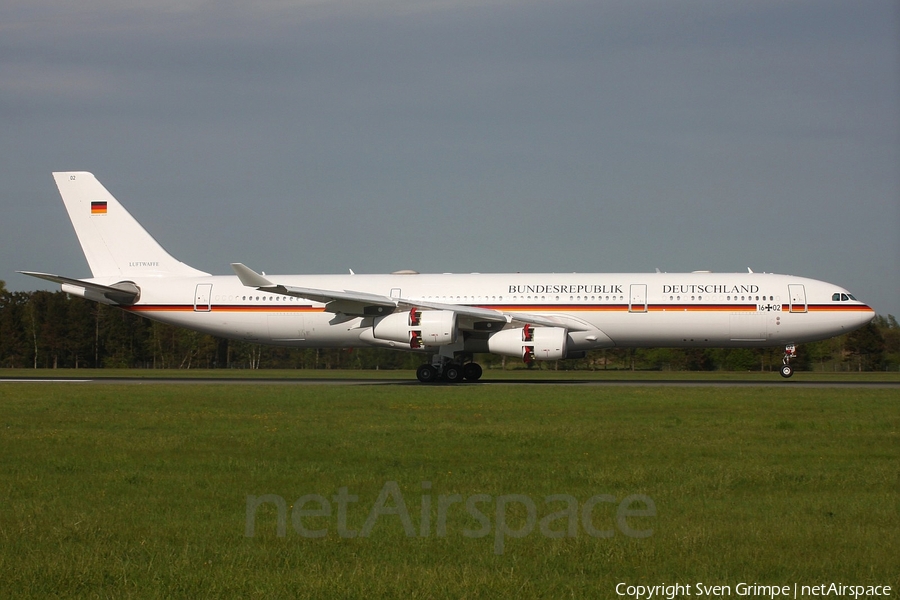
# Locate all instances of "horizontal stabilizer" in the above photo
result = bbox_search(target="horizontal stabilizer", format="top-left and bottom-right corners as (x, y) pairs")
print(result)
(18, 271), (140, 305)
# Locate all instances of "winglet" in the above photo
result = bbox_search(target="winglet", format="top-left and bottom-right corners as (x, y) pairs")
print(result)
(231, 263), (275, 288)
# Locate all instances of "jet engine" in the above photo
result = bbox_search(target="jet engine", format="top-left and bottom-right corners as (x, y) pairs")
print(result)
(487, 325), (568, 363)
(372, 308), (457, 347)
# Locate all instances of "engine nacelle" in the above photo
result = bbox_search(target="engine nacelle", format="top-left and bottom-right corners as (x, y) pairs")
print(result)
(372, 309), (457, 347)
(487, 326), (568, 362)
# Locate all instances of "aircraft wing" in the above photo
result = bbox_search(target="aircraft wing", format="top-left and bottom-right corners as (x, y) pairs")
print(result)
(232, 263), (397, 311)
(230, 263), (591, 331)
(406, 298), (584, 330)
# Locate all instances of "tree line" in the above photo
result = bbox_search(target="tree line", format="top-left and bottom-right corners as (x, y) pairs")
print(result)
(1, 281), (896, 372)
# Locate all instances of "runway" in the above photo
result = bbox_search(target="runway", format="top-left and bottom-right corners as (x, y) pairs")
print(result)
(2, 376), (898, 388)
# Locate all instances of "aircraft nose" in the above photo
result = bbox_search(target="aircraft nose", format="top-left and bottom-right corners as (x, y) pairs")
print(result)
(851, 305), (876, 329)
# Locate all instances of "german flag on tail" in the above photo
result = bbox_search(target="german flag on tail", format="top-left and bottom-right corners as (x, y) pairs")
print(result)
(91, 201), (107, 215)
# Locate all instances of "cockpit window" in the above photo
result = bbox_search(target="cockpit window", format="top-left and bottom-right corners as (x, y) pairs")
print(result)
(833, 292), (859, 302)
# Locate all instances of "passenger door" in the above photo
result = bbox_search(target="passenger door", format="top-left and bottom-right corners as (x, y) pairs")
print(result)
(629, 284), (648, 313)
(194, 283), (212, 312)
(788, 284), (807, 313)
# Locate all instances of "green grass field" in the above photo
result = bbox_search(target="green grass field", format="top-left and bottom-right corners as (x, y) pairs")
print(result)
(3, 367), (900, 382)
(1, 382), (897, 598)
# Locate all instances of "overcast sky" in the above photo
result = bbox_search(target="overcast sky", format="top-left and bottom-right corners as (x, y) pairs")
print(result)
(3, 0), (898, 317)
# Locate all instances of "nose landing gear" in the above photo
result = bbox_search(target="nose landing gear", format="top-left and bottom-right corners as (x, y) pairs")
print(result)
(781, 344), (797, 378)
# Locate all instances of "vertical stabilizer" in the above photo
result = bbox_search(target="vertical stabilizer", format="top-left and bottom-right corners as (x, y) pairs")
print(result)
(53, 172), (208, 278)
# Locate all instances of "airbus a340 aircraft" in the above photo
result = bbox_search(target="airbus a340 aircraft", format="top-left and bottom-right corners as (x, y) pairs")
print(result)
(21, 172), (875, 382)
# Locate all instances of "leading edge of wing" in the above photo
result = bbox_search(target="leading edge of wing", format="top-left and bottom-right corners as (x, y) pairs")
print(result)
(231, 263), (397, 307)
(229, 263), (590, 330)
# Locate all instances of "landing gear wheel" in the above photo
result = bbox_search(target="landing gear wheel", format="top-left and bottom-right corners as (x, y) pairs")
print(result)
(781, 344), (797, 379)
(443, 364), (463, 383)
(462, 362), (483, 381)
(416, 364), (439, 383)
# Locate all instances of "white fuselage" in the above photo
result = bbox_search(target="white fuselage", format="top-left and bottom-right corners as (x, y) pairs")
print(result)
(90, 271), (874, 354)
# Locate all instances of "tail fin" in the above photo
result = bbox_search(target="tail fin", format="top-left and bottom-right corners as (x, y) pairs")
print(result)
(53, 172), (209, 278)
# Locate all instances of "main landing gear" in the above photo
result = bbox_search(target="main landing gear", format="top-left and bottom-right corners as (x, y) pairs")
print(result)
(781, 344), (797, 378)
(416, 356), (483, 383)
